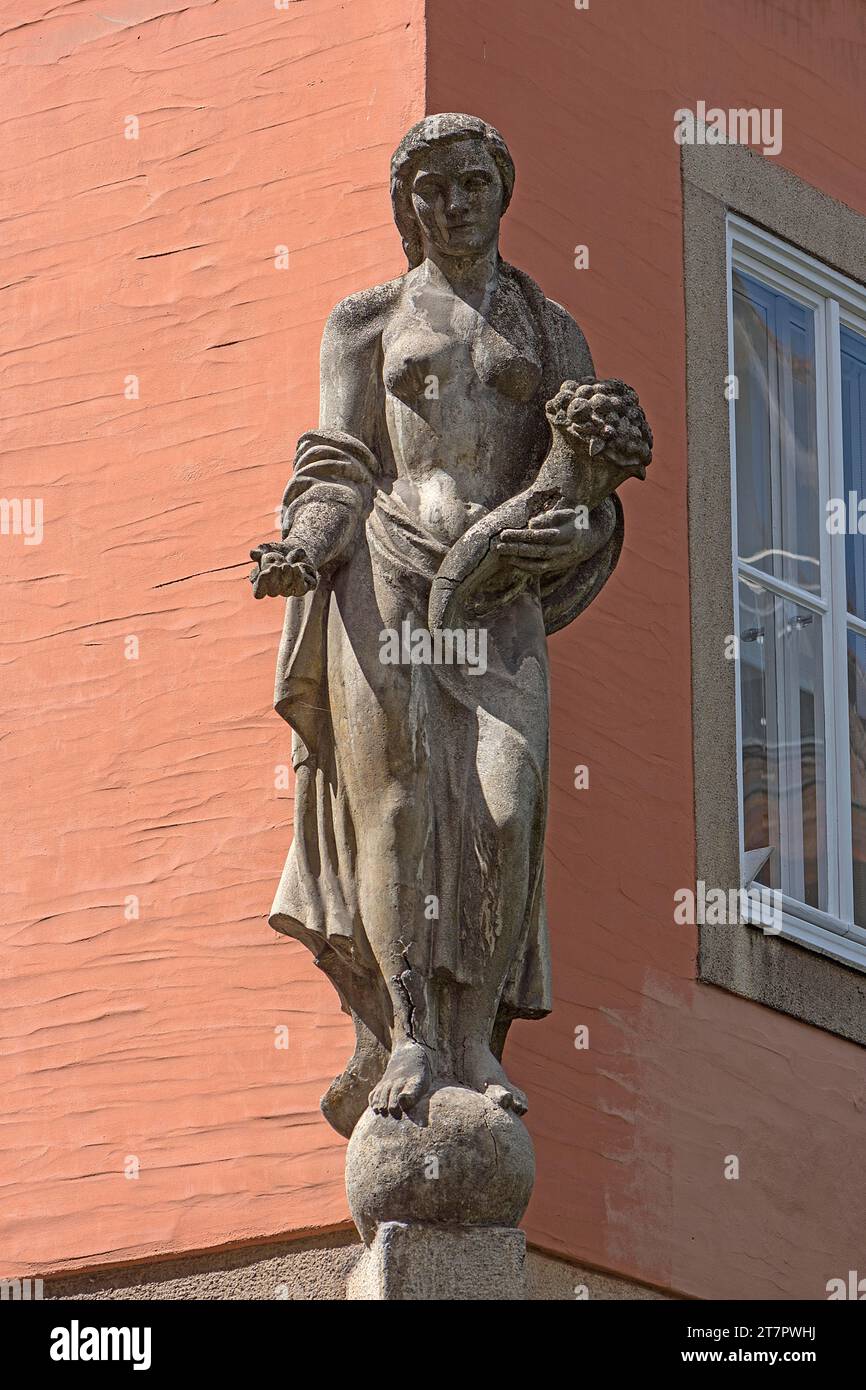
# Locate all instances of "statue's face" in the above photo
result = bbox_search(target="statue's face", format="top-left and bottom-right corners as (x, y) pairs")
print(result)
(410, 139), (503, 259)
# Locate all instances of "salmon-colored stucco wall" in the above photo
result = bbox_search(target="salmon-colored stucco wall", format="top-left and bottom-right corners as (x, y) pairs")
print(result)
(2, 0), (865, 1298)
(1, 0), (424, 1276)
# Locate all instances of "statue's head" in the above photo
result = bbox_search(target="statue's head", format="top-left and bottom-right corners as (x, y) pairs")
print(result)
(390, 113), (515, 268)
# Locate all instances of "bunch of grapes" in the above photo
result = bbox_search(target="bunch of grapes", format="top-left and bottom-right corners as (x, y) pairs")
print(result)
(545, 377), (653, 471)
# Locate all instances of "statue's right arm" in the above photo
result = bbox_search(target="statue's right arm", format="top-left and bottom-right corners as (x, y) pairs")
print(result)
(251, 287), (392, 598)
(317, 287), (388, 438)
(283, 288), (390, 571)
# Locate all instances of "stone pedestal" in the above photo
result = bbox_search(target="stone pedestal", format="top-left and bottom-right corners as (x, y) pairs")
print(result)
(347, 1221), (526, 1301)
(345, 1084), (535, 1244)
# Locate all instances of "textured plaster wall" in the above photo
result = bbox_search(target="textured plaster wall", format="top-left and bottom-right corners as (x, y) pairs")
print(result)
(1, 0), (424, 1276)
(3, 0), (866, 1300)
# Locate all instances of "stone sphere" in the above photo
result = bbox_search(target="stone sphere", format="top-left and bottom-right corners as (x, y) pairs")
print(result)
(345, 1084), (535, 1244)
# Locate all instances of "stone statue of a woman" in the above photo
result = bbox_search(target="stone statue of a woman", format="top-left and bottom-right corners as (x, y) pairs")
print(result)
(250, 115), (651, 1156)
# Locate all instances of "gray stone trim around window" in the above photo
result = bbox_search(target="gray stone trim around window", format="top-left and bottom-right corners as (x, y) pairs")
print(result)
(683, 140), (866, 1046)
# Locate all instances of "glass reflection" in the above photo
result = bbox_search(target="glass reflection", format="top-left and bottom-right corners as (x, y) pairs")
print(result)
(733, 271), (820, 594)
(738, 578), (828, 910)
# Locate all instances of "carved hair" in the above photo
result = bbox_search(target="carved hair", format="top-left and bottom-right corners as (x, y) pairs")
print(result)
(390, 113), (515, 268)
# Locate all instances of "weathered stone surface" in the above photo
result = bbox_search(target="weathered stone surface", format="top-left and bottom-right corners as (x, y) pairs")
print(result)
(347, 1222), (527, 1301)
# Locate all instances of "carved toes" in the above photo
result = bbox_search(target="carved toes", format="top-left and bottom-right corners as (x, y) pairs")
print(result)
(484, 1082), (528, 1115)
(368, 1044), (430, 1119)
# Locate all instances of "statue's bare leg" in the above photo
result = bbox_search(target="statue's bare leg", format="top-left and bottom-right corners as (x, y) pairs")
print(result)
(449, 935), (530, 1111)
(357, 795), (434, 1118)
(451, 714), (538, 1114)
(367, 944), (432, 1118)
(461, 1006), (528, 1112)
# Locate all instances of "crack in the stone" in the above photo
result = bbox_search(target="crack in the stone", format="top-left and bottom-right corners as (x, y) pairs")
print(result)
(392, 939), (417, 1043)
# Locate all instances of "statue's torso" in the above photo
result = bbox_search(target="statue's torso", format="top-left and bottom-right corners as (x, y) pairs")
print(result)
(380, 265), (547, 545)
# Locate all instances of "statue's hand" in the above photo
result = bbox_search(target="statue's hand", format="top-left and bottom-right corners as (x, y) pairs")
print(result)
(249, 542), (318, 599)
(495, 503), (615, 576)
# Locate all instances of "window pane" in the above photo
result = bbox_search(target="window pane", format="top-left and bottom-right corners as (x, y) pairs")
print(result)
(848, 630), (866, 926)
(738, 577), (829, 910)
(732, 271), (820, 594)
(841, 325), (866, 621)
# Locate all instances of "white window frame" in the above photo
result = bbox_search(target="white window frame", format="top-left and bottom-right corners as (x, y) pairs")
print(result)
(727, 212), (866, 971)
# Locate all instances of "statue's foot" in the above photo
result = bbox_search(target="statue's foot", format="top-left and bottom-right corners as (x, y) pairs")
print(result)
(369, 1041), (431, 1119)
(463, 1043), (528, 1115)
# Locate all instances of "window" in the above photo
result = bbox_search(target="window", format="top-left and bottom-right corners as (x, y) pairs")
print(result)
(728, 215), (866, 967)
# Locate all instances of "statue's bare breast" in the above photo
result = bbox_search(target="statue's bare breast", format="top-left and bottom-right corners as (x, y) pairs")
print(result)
(381, 270), (543, 544)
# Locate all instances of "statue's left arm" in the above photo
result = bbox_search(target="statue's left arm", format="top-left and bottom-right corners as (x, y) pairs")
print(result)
(495, 294), (623, 624)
